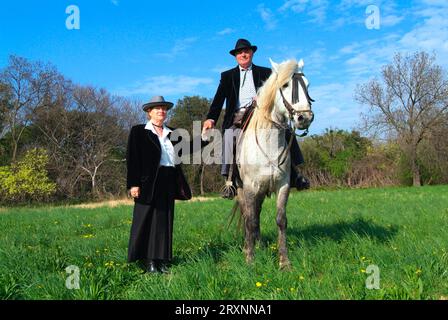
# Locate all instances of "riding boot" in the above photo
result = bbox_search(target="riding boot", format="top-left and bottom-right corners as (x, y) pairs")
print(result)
(285, 129), (310, 190)
(290, 167), (310, 191)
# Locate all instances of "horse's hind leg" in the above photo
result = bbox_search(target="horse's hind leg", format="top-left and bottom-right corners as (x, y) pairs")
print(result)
(276, 184), (291, 270)
(242, 189), (258, 264)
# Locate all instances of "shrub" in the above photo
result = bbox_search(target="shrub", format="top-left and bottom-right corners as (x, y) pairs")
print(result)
(0, 148), (56, 204)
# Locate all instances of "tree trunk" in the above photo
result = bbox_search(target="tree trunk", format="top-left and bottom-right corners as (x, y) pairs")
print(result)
(11, 140), (18, 163)
(412, 163), (421, 186)
(410, 147), (421, 187)
(91, 175), (97, 196)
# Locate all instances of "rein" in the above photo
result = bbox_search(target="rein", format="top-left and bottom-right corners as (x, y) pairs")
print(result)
(248, 70), (315, 173)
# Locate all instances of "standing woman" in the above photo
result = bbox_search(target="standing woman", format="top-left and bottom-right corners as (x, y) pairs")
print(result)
(127, 95), (191, 273)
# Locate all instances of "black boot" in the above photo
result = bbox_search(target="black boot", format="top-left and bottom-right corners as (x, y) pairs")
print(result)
(295, 174), (310, 190)
(158, 262), (170, 274)
(146, 260), (158, 273)
(290, 167), (310, 191)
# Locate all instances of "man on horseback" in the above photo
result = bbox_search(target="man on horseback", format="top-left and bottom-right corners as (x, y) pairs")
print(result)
(202, 38), (310, 199)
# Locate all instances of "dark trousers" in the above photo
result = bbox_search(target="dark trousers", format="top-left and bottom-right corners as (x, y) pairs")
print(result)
(127, 166), (176, 264)
(221, 127), (304, 176)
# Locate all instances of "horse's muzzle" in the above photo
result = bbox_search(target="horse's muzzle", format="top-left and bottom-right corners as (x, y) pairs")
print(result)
(295, 110), (314, 130)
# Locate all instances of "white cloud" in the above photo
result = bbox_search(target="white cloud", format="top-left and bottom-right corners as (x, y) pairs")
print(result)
(211, 65), (232, 73)
(421, 0), (448, 6)
(338, 0), (383, 11)
(279, 0), (309, 13)
(258, 4), (278, 30)
(155, 37), (199, 60)
(381, 14), (405, 27)
(308, 82), (366, 133)
(300, 47), (329, 76)
(315, 0), (448, 133)
(117, 75), (214, 97)
(273, 0), (448, 133)
(217, 28), (235, 36)
(279, 0), (329, 24)
(399, 5), (448, 64)
(307, 1), (329, 24)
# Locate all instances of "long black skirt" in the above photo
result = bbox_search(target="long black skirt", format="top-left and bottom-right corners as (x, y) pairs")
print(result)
(127, 166), (176, 263)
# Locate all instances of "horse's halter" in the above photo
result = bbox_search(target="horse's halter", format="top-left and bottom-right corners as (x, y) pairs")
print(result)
(279, 72), (315, 137)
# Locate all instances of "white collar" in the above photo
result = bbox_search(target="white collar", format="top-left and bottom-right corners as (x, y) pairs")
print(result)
(145, 121), (172, 139)
(239, 64), (253, 72)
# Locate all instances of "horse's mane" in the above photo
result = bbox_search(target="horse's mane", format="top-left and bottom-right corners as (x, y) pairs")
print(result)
(248, 59), (298, 130)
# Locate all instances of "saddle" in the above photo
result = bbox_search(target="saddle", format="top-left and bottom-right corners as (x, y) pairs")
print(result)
(232, 101), (256, 131)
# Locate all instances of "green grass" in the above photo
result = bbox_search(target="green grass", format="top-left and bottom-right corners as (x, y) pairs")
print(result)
(1, 185), (447, 300)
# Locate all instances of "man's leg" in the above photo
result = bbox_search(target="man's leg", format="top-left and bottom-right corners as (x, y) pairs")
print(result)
(222, 126), (239, 176)
(285, 129), (310, 190)
(221, 126), (240, 198)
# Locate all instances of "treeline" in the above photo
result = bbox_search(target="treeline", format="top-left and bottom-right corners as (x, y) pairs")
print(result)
(1, 52), (447, 204)
(0, 55), (142, 203)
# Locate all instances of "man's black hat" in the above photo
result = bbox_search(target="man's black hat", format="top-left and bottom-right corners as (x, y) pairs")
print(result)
(229, 39), (258, 56)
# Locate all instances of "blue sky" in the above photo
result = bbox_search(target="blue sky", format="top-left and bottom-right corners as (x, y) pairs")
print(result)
(1, 0), (447, 134)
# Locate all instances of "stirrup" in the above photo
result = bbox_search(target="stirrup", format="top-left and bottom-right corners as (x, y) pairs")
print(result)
(220, 180), (237, 199)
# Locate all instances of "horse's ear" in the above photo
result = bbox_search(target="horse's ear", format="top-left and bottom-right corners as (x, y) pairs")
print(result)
(269, 58), (279, 73)
(298, 59), (304, 70)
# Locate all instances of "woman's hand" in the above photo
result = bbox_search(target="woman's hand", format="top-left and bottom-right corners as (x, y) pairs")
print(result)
(130, 187), (140, 198)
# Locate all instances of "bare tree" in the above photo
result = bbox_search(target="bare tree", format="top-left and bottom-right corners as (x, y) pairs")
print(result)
(0, 55), (65, 162)
(33, 85), (130, 198)
(356, 51), (448, 186)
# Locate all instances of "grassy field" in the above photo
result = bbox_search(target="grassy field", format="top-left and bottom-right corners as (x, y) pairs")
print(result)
(0, 185), (447, 300)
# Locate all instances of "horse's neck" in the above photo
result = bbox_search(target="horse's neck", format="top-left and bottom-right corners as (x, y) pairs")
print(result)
(253, 103), (287, 147)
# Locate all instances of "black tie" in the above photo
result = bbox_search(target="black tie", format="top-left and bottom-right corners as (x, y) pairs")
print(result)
(241, 69), (248, 87)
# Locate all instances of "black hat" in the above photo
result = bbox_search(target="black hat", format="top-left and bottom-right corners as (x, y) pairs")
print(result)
(229, 39), (258, 56)
(142, 95), (174, 112)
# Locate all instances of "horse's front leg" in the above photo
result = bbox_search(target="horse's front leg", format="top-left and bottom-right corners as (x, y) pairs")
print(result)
(276, 184), (291, 270)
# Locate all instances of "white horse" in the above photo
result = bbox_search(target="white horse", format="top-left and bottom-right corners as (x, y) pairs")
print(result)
(235, 58), (314, 269)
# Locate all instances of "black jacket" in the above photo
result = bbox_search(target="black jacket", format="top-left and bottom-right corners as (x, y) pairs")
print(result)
(206, 64), (271, 129)
(126, 124), (191, 205)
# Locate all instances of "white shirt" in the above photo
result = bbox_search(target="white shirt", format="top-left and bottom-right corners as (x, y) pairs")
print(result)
(238, 64), (257, 109)
(145, 121), (176, 167)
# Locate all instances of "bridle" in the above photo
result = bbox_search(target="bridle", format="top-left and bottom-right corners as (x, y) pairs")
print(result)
(249, 69), (316, 173)
(279, 72), (315, 137)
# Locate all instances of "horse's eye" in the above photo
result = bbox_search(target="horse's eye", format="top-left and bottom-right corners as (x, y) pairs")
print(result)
(282, 83), (289, 89)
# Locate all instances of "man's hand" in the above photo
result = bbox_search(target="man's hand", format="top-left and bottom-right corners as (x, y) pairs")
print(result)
(202, 119), (215, 131)
(130, 186), (140, 198)
(202, 119), (215, 141)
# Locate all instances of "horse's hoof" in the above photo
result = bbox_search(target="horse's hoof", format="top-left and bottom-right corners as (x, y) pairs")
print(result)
(245, 256), (254, 264)
(279, 261), (292, 271)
